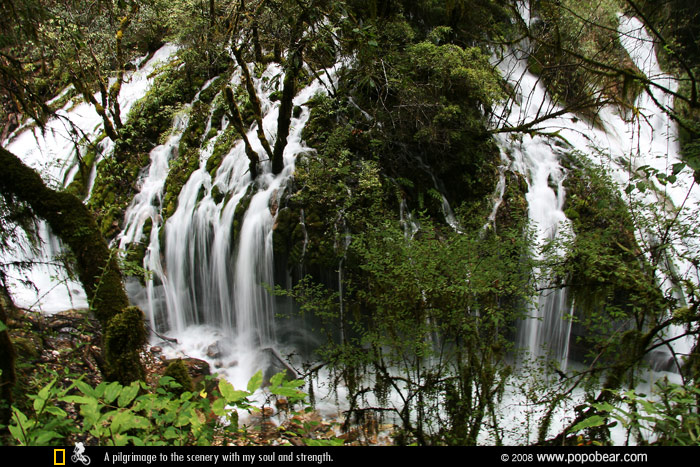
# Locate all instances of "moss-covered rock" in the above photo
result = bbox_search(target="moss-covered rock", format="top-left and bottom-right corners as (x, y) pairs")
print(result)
(161, 101), (211, 223)
(104, 306), (148, 384)
(162, 358), (194, 394)
(561, 154), (665, 364)
(206, 126), (239, 177)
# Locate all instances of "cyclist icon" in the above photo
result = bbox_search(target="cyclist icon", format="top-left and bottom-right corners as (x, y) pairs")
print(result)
(71, 442), (91, 465)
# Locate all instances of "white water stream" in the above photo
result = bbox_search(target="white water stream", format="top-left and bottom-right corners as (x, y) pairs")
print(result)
(492, 11), (698, 371)
(2, 45), (178, 312)
(120, 61), (343, 391)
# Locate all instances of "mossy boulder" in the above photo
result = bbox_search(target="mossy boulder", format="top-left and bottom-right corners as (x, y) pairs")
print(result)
(162, 359), (194, 394)
(104, 306), (148, 385)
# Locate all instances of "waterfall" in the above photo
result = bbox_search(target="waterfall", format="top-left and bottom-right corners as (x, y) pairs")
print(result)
(492, 31), (575, 367)
(4, 8), (697, 444)
(2, 44), (177, 312)
(493, 9), (699, 368)
(120, 60), (342, 388)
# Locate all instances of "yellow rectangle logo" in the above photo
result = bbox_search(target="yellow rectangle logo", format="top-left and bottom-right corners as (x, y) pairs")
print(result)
(54, 449), (66, 465)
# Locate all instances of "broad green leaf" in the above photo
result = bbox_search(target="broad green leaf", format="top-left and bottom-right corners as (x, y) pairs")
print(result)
(269, 372), (285, 388)
(571, 415), (606, 432)
(111, 410), (132, 433)
(672, 162), (685, 175)
(61, 395), (95, 405)
(219, 379), (249, 403)
(211, 398), (227, 416)
(247, 370), (263, 393)
(305, 438), (344, 446)
(118, 382), (140, 407)
(45, 406), (67, 418)
(164, 426), (180, 439)
(270, 386), (305, 398)
(75, 379), (96, 398)
(104, 381), (122, 404)
(93, 381), (107, 398)
(33, 396), (47, 413)
(34, 430), (63, 445)
(8, 424), (26, 445)
(37, 378), (57, 403)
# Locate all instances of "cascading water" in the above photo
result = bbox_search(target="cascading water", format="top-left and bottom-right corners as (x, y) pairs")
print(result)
(121, 60), (343, 389)
(492, 28), (575, 368)
(2, 44), (178, 312)
(493, 7), (699, 370)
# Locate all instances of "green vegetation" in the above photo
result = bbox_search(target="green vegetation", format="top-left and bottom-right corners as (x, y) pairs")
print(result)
(4, 367), (323, 446)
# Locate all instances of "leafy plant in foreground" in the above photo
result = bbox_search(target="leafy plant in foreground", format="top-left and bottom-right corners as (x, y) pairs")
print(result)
(569, 381), (700, 445)
(6, 368), (324, 446)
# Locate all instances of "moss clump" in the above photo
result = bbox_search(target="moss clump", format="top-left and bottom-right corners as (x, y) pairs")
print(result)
(272, 206), (307, 266)
(561, 154), (665, 363)
(123, 217), (153, 285)
(210, 184), (225, 204)
(161, 101), (211, 223)
(104, 306), (147, 385)
(162, 359), (194, 395)
(206, 126), (239, 177)
(494, 171), (529, 233)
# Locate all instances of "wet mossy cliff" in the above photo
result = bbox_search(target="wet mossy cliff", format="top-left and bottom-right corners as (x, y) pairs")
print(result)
(82, 2), (525, 293)
(270, 6), (518, 284)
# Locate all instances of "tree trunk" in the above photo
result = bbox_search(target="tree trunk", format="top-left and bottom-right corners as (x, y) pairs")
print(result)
(272, 46), (304, 175)
(0, 145), (144, 383)
(0, 296), (16, 427)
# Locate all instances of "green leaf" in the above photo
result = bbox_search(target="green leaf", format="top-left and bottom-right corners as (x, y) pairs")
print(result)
(61, 395), (94, 405)
(305, 438), (344, 446)
(34, 430), (63, 445)
(270, 386), (305, 398)
(37, 378), (57, 404)
(76, 379), (96, 398)
(104, 381), (122, 404)
(247, 370), (263, 393)
(571, 415), (607, 432)
(211, 398), (227, 416)
(45, 406), (67, 418)
(672, 162), (685, 175)
(269, 372), (285, 388)
(118, 382), (140, 407)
